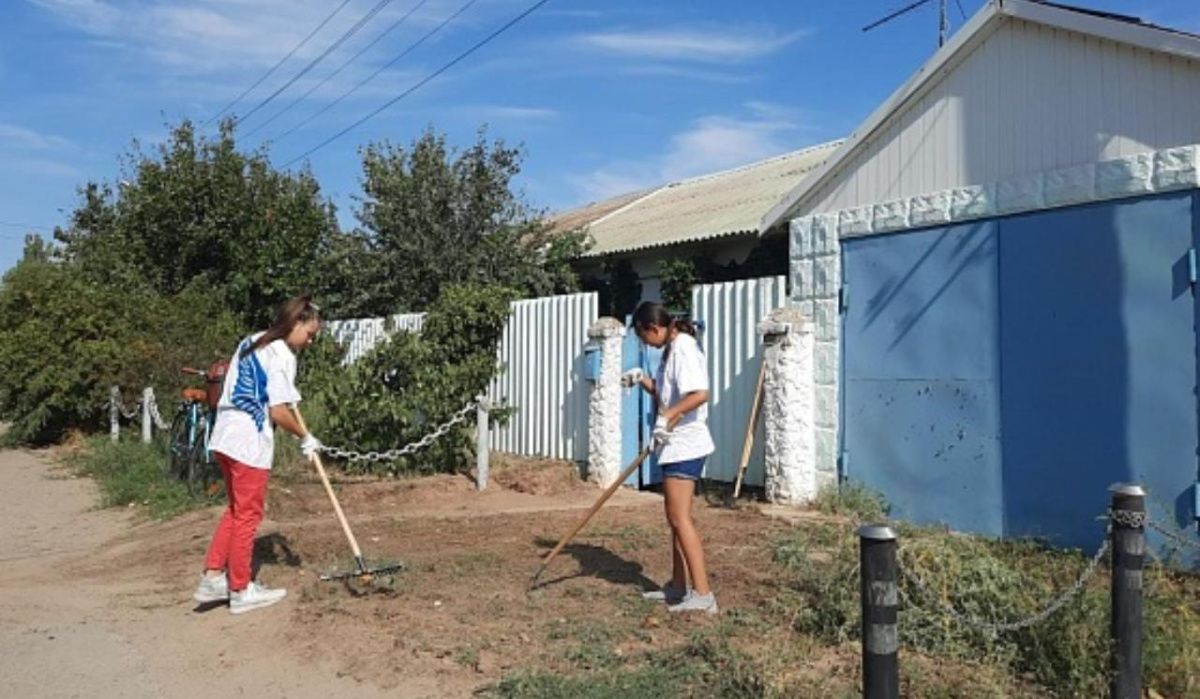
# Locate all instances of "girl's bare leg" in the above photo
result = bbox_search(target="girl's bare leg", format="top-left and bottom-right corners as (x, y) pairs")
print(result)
(664, 478), (711, 595)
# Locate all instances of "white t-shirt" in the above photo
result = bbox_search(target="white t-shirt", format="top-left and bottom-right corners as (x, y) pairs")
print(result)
(208, 333), (302, 470)
(655, 332), (715, 464)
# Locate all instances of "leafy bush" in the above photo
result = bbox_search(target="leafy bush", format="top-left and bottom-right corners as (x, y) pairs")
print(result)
(304, 283), (518, 475)
(0, 251), (241, 443)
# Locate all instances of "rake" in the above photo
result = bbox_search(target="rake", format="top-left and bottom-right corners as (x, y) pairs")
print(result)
(530, 417), (678, 589)
(290, 405), (404, 582)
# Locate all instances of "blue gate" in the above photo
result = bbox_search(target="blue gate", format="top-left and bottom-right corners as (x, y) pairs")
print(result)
(842, 192), (1200, 550)
(621, 322), (664, 488)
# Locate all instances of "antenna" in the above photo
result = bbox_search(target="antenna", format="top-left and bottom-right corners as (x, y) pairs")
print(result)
(863, 0), (950, 48)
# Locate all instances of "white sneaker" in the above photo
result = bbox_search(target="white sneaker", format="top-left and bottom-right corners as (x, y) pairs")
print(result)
(668, 591), (718, 615)
(229, 581), (287, 615)
(642, 582), (688, 603)
(193, 573), (229, 603)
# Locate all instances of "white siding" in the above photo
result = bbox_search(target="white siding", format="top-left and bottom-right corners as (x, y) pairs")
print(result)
(805, 17), (1200, 216)
(691, 276), (788, 486)
(487, 292), (598, 462)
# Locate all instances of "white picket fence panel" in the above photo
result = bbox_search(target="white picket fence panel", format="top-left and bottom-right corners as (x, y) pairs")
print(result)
(326, 313), (426, 364)
(692, 276), (788, 486)
(326, 292), (598, 463)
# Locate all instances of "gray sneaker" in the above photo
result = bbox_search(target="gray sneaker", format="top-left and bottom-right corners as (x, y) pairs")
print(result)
(668, 591), (718, 615)
(642, 582), (687, 603)
(192, 573), (229, 603)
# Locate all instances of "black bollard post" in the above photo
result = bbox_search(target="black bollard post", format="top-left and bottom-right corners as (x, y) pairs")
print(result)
(858, 524), (899, 699)
(1109, 484), (1145, 699)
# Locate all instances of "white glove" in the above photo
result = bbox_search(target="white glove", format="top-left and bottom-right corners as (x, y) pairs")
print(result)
(652, 415), (671, 449)
(620, 368), (644, 389)
(300, 433), (322, 460)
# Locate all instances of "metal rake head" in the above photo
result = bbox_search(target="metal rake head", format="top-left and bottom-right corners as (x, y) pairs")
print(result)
(319, 559), (405, 582)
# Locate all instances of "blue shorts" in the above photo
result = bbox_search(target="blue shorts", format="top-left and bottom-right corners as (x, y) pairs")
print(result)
(661, 457), (706, 481)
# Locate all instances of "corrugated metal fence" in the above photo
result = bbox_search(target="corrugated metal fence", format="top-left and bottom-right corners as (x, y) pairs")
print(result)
(692, 275), (788, 486)
(488, 293), (598, 462)
(326, 292), (598, 463)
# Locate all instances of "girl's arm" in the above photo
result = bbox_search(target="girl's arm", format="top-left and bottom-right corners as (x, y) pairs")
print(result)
(269, 404), (307, 438)
(661, 389), (708, 422)
(639, 375), (657, 398)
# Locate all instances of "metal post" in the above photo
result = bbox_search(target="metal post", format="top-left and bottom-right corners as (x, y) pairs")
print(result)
(109, 386), (120, 444)
(476, 396), (490, 491)
(1110, 484), (1145, 699)
(141, 387), (153, 444)
(858, 524), (899, 699)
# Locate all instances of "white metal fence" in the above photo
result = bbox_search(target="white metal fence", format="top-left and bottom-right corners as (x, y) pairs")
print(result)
(488, 293), (598, 462)
(326, 293), (598, 463)
(692, 275), (788, 486)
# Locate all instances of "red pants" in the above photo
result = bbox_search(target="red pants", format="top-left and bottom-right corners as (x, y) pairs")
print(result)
(203, 453), (269, 591)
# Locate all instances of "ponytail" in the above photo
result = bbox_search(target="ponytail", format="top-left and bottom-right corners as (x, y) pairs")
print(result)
(240, 294), (321, 359)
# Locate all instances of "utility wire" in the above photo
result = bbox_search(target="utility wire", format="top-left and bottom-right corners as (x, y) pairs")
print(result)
(244, 0), (431, 141)
(236, 0), (396, 129)
(283, 0), (552, 168)
(0, 220), (52, 230)
(273, 0), (478, 145)
(202, 0), (355, 127)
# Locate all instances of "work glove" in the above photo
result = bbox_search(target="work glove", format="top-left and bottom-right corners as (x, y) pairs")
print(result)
(300, 433), (323, 460)
(620, 368), (644, 389)
(652, 415), (672, 449)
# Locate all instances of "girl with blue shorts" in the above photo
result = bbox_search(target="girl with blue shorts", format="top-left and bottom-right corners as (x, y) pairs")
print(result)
(624, 302), (717, 615)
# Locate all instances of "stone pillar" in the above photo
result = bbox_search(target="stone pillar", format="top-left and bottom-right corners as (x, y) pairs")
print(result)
(141, 387), (153, 444)
(587, 317), (625, 487)
(790, 214), (841, 488)
(760, 307), (818, 505)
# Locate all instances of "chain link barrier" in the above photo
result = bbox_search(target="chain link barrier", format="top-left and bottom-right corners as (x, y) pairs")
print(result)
(898, 521), (1112, 635)
(318, 402), (479, 464)
(108, 391), (142, 420)
(1147, 517), (1200, 553)
(145, 389), (171, 431)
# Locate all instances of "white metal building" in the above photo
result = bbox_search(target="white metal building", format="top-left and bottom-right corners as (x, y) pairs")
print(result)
(762, 0), (1200, 549)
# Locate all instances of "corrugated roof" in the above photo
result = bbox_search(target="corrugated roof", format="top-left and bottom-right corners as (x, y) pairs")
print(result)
(561, 140), (842, 257)
(545, 188), (653, 235)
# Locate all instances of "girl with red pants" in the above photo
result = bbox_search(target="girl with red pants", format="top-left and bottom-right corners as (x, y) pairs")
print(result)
(193, 295), (322, 614)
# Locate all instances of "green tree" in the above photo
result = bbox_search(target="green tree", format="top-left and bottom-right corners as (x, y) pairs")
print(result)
(344, 128), (587, 315)
(56, 119), (340, 327)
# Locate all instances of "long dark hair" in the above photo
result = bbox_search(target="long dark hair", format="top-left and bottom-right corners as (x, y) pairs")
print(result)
(631, 302), (697, 338)
(239, 294), (320, 359)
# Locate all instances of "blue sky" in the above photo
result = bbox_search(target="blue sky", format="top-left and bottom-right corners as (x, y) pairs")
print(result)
(2, 0), (1199, 273)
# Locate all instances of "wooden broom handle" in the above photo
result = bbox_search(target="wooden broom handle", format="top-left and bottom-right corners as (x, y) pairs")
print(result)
(290, 405), (364, 560)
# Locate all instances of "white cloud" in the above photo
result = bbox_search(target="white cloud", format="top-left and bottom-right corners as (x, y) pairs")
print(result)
(0, 123), (74, 150)
(575, 27), (807, 63)
(568, 102), (807, 202)
(28, 0), (122, 35)
(471, 105), (558, 121)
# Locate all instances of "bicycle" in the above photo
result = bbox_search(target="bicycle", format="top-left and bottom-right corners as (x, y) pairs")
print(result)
(165, 366), (222, 496)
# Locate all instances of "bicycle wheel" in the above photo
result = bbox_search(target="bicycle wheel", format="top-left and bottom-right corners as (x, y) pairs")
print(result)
(167, 409), (194, 481)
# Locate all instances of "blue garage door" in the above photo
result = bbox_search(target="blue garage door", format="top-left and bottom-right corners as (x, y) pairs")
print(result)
(842, 193), (1200, 549)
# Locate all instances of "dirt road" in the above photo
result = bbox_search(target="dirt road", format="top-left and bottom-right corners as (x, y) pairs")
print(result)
(0, 448), (446, 698)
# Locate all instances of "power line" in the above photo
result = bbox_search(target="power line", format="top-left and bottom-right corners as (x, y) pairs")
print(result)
(273, 0), (478, 145)
(283, 0), (552, 167)
(202, 0), (355, 127)
(244, 0), (431, 141)
(236, 0), (396, 129)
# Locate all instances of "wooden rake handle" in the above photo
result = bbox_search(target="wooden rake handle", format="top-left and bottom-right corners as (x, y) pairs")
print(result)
(531, 416), (680, 587)
(290, 405), (365, 565)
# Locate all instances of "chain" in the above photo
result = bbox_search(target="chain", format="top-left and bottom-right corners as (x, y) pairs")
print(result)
(1146, 517), (1200, 552)
(319, 402), (478, 464)
(146, 390), (171, 430)
(1110, 509), (1147, 529)
(899, 525), (1111, 635)
(109, 393), (141, 420)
